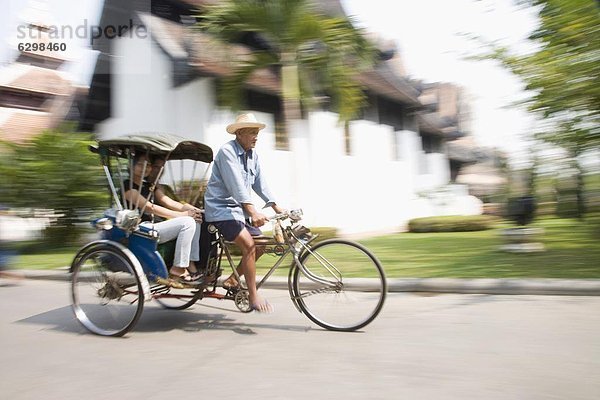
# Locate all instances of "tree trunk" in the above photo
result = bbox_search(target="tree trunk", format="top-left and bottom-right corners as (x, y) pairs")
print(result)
(575, 160), (586, 220)
(281, 52), (302, 121)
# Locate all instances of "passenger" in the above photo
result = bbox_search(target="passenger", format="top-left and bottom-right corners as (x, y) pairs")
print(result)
(149, 156), (215, 276)
(0, 205), (23, 280)
(124, 154), (203, 284)
(204, 113), (286, 313)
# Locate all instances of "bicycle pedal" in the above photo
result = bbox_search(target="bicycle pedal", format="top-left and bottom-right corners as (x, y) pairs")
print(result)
(224, 286), (240, 296)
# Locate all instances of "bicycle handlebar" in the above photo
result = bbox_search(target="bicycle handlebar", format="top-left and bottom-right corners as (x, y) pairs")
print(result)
(269, 209), (303, 222)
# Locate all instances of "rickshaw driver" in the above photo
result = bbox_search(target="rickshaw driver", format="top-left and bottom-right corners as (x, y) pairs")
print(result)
(124, 154), (204, 283)
(204, 113), (286, 313)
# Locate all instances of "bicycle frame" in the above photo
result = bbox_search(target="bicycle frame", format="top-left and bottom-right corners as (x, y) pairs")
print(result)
(210, 219), (343, 312)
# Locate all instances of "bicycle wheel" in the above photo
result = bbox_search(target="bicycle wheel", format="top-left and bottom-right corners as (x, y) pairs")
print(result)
(154, 287), (202, 310)
(71, 244), (144, 337)
(292, 239), (386, 331)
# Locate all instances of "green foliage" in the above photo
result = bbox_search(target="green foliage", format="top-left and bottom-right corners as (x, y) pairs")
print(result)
(536, 201), (556, 216)
(197, 0), (376, 122)
(408, 215), (499, 233)
(479, 0), (599, 153)
(473, 0), (600, 218)
(0, 129), (108, 243)
(588, 213), (600, 239)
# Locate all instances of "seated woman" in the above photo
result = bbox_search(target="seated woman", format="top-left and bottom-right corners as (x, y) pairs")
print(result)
(124, 153), (203, 283)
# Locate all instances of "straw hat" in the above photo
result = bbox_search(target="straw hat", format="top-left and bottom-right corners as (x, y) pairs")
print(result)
(226, 113), (266, 134)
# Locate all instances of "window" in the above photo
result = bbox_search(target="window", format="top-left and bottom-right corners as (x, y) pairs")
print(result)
(421, 133), (442, 154)
(0, 89), (49, 111)
(377, 97), (404, 131)
(16, 54), (63, 70)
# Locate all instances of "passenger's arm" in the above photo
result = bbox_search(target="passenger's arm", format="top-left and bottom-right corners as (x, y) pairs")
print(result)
(125, 189), (199, 220)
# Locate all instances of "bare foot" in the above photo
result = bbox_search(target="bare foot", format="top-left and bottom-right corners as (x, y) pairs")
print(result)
(222, 275), (239, 289)
(250, 297), (273, 313)
(0, 270), (25, 280)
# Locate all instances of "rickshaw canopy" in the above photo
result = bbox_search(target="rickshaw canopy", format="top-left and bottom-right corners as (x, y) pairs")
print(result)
(94, 132), (213, 163)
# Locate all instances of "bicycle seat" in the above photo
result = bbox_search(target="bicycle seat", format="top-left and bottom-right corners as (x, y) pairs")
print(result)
(208, 224), (278, 245)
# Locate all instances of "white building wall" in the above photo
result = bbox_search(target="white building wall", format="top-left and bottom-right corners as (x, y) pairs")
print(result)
(96, 34), (480, 235)
(97, 37), (174, 136)
(413, 152), (451, 192)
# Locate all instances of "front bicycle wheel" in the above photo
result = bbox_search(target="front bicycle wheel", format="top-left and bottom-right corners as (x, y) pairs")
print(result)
(292, 239), (386, 331)
(71, 244), (144, 337)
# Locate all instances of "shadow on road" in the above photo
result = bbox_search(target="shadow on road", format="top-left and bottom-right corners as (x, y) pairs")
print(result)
(16, 304), (311, 336)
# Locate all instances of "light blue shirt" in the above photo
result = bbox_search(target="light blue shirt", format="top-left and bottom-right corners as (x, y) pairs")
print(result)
(205, 139), (276, 222)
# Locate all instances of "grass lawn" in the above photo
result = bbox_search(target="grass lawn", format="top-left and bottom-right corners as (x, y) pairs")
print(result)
(358, 217), (600, 279)
(11, 246), (80, 270)
(8, 217), (600, 279)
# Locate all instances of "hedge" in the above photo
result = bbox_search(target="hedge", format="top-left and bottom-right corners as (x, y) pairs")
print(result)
(306, 227), (338, 242)
(261, 226), (338, 243)
(408, 215), (498, 233)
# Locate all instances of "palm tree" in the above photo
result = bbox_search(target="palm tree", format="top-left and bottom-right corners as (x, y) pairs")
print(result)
(197, 0), (376, 125)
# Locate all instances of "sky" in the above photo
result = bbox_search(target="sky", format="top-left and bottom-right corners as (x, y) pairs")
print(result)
(342, 0), (541, 166)
(1, 0), (542, 167)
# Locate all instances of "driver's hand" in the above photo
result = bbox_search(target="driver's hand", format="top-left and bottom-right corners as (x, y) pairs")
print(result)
(250, 212), (268, 227)
(272, 205), (286, 215)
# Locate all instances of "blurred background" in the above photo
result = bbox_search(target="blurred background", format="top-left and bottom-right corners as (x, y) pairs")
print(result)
(0, 0), (598, 277)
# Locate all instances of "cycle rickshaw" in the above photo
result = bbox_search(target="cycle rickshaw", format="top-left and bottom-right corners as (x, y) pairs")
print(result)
(71, 133), (387, 336)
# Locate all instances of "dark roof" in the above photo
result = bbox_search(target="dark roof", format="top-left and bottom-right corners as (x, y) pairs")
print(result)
(0, 112), (52, 143)
(357, 63), (421, 107)
(81, 0), (428, 131)
(1, 66), (72, 96)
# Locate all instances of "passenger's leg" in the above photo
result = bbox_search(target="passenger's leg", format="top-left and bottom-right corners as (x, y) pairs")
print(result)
(186, 222), (202, 277)
(151, 217), (196, 277)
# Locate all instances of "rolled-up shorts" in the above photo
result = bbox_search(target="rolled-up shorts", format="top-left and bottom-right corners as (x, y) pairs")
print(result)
(212, 219), (262, 242)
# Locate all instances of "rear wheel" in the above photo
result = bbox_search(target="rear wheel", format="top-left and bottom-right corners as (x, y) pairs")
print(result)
(71, 244), (144, 337)
(292, 239), (386, 331)
(154, 287), (202, 310)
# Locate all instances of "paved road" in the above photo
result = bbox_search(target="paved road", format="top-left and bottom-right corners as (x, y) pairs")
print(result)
(1, 279), (599, 400)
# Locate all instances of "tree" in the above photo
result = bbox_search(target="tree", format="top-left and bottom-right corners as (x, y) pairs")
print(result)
(197, 0), (376, 124)
(477, 0), (600, 217)
(0, 129), (108, 243)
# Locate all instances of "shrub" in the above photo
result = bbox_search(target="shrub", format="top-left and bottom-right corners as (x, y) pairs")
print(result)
(261, 226), (338, 243)
(408, 215), (498, 233)
(0, 129), (109, 244)
(307, 227), (338, 242)
(588, 214), (600, 239)
(228, 226), (338, 256)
